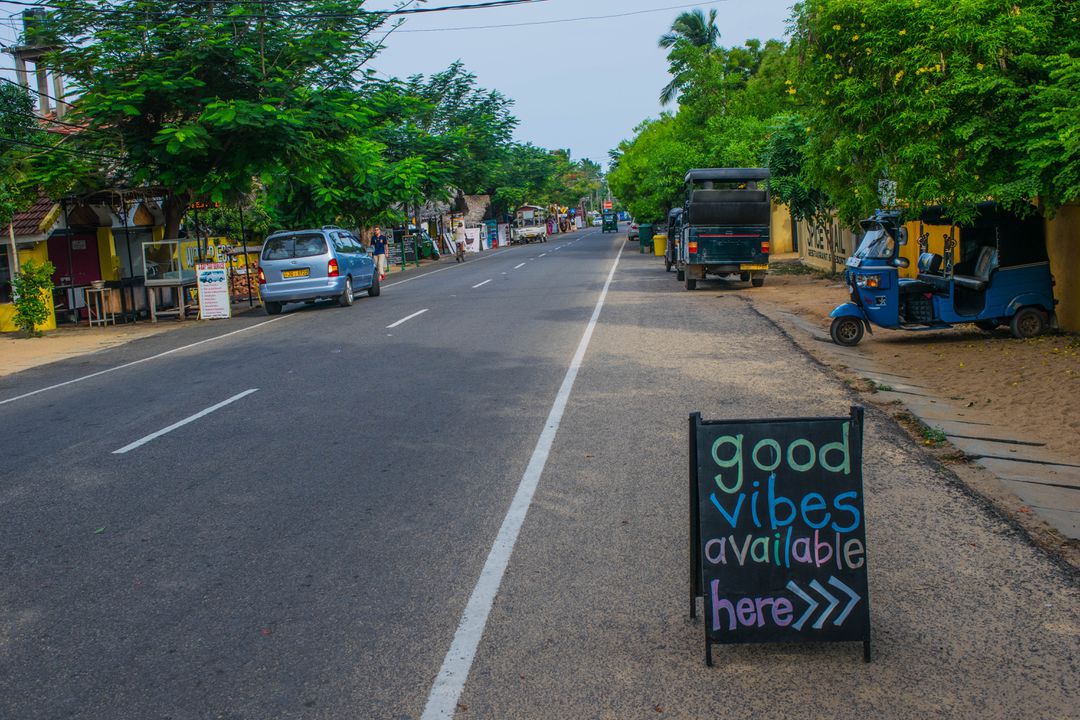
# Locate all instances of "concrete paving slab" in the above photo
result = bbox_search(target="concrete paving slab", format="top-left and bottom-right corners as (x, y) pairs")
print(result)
(876, 391), (1001, 425)
(935, 419), (1046, 446)
(951, 436), (1080, 465)
(999, 481), (1080, 539)
(976, 457), (1080, 489)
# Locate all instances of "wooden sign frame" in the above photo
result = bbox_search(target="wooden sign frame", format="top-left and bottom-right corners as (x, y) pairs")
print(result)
(689, 407), (871, 666)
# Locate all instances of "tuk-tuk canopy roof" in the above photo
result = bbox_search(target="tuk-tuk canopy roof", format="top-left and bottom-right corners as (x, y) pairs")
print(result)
(684, 168), (770, 183)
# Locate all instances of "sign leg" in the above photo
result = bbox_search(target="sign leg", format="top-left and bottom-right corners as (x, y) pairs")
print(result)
(705, 635), (713, 667)
(863, 640), (871, 663)
(689, 413), (701, 620)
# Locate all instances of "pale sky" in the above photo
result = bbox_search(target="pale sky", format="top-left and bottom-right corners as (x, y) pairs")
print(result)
(0, 0), (795, 169)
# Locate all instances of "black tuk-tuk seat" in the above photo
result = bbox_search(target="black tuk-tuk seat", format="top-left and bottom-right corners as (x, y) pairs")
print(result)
(915, 252), (949, 293)
(952, 246), (997, 291)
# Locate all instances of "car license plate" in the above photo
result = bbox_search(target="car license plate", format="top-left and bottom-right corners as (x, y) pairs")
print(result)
(739, 264), (768, 271)
(282, 268), (309, 278)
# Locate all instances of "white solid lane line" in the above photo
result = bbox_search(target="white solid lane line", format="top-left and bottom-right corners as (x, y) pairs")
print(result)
(0, 316), (291, 407)
(513, 263), (526, 270)
(472, 279), (492, 288)
(421, 242), (625, 720)
(113, 389), (259, 455)
(386, 308), (429, 329)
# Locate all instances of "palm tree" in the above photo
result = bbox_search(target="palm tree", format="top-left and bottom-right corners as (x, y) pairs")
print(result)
(658, 8), (721, 105)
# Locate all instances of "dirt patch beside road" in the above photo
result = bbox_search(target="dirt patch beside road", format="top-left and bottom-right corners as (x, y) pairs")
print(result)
(751, 264), (1080, 459)
(1, 323), (181, 378)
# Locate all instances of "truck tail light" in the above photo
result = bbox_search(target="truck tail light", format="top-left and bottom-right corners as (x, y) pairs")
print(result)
(761, 241), (770, 253)
(257, 266), (266, 284)
(688, 241), (698, 254)
(328, 259), (340, 277)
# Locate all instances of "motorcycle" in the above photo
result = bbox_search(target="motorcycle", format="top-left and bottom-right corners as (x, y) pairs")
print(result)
(455, 240), (466, 263)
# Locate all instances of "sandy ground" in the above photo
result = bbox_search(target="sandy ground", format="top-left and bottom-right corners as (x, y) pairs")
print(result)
(752, 264), (1080, 459)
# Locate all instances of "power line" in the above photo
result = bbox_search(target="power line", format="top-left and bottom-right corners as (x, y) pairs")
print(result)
(394, 0), (727, 33)
(0, 74), (72, 107)
(0, 133), (122, 160)
(0, 0), (552, 20)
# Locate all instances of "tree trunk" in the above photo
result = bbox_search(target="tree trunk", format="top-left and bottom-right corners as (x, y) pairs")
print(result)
(162, 190), (191, 240)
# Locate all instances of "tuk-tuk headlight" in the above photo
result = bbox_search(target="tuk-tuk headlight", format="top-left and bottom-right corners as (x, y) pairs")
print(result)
(856, 273), (882, 289)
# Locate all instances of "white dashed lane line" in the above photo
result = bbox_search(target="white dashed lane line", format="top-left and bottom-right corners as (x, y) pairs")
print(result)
(386, 308), (429, 329)
(113, 389), (259, 454)
(513, 263), (526, 270)
(472, 279), (492, 289)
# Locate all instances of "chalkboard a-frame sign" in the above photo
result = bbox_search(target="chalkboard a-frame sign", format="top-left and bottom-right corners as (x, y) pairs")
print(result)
(689, 407), (871, 666)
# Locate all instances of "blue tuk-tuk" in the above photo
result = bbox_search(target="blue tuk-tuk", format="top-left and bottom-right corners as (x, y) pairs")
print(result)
(829, 204), (1057, 346)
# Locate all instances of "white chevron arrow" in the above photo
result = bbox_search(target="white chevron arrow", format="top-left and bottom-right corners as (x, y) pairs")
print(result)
(827, 576), (862, 625)
(809, 579), (839, 629)
(786, 576), (863, 630)
(785, 580), (818, 630)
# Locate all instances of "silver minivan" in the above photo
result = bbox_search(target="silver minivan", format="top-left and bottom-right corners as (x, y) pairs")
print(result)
(257, 228), (379, 315)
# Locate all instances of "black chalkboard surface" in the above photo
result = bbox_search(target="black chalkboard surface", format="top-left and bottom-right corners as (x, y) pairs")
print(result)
(689, 408), (870, 665)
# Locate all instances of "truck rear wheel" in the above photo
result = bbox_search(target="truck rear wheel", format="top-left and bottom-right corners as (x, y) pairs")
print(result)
(751, 276), (765, 288)
(685, 276), (697, 291)
(676, 269), (685, 281)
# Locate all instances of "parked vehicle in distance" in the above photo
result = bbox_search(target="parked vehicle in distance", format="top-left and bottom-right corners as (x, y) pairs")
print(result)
(257, 227), (379, 315)
(628, 222), (639, 241)
(511, 205), (548, 244)
(601, 211), (619, 233)
(829, 204), (1057, 346)
(664, 207), (682, 271)
(676, 168), (771, 290)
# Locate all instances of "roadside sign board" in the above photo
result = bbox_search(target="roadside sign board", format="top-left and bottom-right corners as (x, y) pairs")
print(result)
(195, 262), (231, 319)
(689, 408), (870, 665)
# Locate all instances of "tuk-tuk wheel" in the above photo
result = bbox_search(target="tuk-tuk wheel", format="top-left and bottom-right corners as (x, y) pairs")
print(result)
(830, 316), (864, 346)
(1010, 307), (1048, 339)
(751, 277), (765, 288)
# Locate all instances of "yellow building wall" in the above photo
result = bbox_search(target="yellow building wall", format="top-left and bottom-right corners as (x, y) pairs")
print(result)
(770, 204), (794, 254)
(0, 241), (58, 333)
(897, 221), (961, 278)
(1046, 204), (1080, 333)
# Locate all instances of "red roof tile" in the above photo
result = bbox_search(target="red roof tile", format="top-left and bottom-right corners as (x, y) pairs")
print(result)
(10, 193), (56, 238)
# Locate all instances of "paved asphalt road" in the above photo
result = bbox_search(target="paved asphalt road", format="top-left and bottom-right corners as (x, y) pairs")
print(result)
(1, 227), (1076, 719)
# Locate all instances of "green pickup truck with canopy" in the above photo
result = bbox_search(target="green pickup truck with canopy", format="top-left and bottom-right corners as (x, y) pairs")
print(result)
(676, 168), (771, 290)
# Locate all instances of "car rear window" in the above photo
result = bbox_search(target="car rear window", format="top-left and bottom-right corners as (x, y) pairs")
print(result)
(262, 234), (328, 260)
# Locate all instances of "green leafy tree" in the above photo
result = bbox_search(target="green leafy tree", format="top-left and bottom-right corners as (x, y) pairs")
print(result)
(11, 259), (55, 336)
(790, 0), (1069, 222)
(42, 0), (387, 237)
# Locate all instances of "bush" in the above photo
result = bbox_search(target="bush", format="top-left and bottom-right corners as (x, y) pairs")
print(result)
(10, 259), (55, 336)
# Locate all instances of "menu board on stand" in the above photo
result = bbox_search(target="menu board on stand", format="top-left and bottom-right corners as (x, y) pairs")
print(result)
(195, 262), (231, 319)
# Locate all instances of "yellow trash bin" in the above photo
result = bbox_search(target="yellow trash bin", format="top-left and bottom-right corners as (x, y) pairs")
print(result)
(653, 233), (667, 257)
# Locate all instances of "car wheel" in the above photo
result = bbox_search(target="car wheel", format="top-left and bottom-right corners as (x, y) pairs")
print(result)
(830, 316), (864, 346)
(740, 272), (750, 282)
(685, 276), (697, 291)
(751, 276), (765, 288)
(339, 277), (354, 307)
(368, 273), (381, 297)
(264, 301), (282, 316)
(1009, 307), (1047, 339)
(676, 269), (685, 281)
(974, 320), (999, 332)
